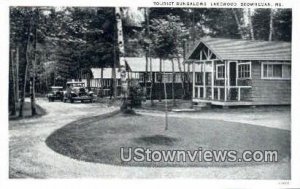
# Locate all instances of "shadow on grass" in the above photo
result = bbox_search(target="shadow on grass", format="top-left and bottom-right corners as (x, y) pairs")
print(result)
(134, 135), (179, 146)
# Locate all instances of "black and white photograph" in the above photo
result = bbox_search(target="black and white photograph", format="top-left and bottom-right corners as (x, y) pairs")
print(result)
(1, 0), (300, 188)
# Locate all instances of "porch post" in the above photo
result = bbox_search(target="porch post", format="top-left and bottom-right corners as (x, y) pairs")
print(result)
(211, 60), (214, 100)
(227, 61), (230, 100)
(224, 61), (227, 101)
(192, 61), (195, 99)
(203, 61), (206, 98)
(236, 62), (238, 86)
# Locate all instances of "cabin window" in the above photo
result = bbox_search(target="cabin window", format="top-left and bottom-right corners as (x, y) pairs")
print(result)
(138, 73), (144, 82)
(162, 73), (173, 83)
(262, 62), (291, 79)
(196, 73), (202, 83)
(155, 73), (160, 82)
(216, 64), (225, 79)
(138, 73), (152, 82)
(102, 79), (111, 87)
(175, 74), (182, 83)
(238, 62), (251, 79)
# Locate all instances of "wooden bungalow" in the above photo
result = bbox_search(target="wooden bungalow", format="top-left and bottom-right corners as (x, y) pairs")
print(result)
(87, 57), (205, 99)
(185, 37), (291, 106)
(125, 57), (204, 99)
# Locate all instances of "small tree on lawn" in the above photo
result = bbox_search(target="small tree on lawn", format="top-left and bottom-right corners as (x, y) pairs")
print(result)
(151, 15), (188, 107)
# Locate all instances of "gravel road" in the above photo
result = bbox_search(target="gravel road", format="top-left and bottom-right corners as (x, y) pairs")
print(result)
(9, 98), (290, 179)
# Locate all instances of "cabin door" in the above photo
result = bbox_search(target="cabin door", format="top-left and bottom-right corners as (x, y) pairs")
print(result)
(229, 62), (237, 100)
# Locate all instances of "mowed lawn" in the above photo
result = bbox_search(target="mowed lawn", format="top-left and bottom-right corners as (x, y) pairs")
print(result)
(46, 113), (290, 167)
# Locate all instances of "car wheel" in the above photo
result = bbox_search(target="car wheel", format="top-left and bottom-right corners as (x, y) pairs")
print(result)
(70, 99), (74, 103)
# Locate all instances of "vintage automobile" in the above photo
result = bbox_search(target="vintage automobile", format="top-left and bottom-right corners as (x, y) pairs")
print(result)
(63, 81), (94, 103)
(47, 86), (64, 102)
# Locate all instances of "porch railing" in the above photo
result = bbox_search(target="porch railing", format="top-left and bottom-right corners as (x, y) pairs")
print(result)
(194, 85), (252, 101)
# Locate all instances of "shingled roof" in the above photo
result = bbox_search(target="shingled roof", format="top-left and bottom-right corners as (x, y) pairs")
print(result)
(187, 38), (291, 61)
(125, 57), (208, 72)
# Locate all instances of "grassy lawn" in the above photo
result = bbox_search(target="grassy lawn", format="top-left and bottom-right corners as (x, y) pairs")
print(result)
(46, 113), (290, 167)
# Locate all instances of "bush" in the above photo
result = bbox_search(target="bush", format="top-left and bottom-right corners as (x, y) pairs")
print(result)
(128, 80), (145, 108)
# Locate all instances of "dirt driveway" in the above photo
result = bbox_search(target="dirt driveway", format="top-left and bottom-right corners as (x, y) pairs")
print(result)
(9, 99), (290, 179)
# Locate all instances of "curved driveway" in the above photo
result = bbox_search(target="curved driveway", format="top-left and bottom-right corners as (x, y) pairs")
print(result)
(9, 99), (290, 179)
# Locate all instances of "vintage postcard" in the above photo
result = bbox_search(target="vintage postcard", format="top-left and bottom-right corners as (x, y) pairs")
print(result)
(1, 0), (300, 188)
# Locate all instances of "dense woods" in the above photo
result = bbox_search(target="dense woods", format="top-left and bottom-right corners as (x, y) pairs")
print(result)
(9, 7), (291, 116)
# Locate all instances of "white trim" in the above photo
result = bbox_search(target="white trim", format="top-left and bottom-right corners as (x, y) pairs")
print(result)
(237, 61), (252, 79)
(216, 64), (225, 80)
(261, 62), (291, 80)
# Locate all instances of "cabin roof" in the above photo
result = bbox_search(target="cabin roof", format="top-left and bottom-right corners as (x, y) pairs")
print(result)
(125, 57), (205, 72)
(91, 68), (121, 79)
(187, 37), (291, 61)
(91, 57), (208, 78)
(125, 57), (182, 72)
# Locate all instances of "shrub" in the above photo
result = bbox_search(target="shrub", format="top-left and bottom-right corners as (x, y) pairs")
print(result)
(128, 80), (145, 108)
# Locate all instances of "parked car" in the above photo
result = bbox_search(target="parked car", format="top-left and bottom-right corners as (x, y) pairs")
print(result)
(47, 86), (64, 102)
(63, 81), (94, 103)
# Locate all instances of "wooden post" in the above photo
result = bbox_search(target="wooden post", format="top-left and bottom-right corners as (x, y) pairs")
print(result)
(227, 61), (230, 101)
(211, 60), (214, 100)
(203, 61), (206, 99)
(236, 62), (238, 86)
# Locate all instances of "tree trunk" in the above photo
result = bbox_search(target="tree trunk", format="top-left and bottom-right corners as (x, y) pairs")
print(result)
(112, 32), (117, 99)
(115, 7), (128, 110)
(182, 40), (187, 99)
(86, 72), (91, 91)
(187, 58), (191, 97)
(269, 9), (274, 41)
(16, 47), (19, 108)
(19, 18), (32, 118)
(149, 55), (154, 106)
(163, 60), (168, 130)
(10, 50), (16, 116)
(176, 56), (185, 99)
(144, 54), (148, 91)
(144, 8), (150, 99)
(147, 46), (154, 106)
(100, 68), (104, 97)
(247, 9), (255, 40)
(159, 58), (162, 102)
(31, 12), (38, 116)
(171, 58), (176, 107)
(232, 9), (244, 39)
